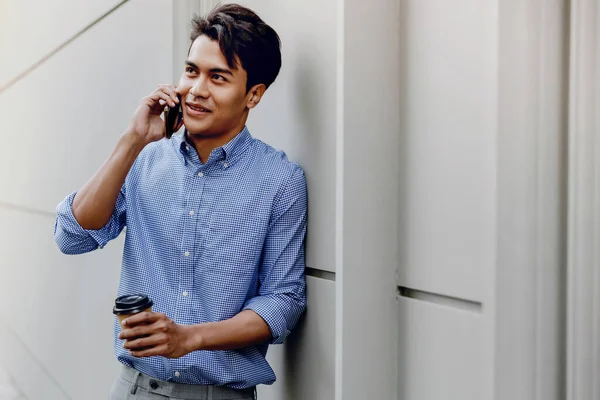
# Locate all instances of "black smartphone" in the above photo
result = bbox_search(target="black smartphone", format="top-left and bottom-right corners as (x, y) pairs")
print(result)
(164, 94), (183, 139)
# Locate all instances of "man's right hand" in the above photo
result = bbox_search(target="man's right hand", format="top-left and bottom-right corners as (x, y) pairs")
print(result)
(125, 85), (181, 145)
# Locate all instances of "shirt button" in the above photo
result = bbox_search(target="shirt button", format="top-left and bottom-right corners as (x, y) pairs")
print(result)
(184, 251), (190, 257)
(186, 145), (190, 151)
(174, 371), (181, 377)
(197, 172), (204, 177)
(183, 291), (188, 297)
(189, 210), (194, 216)
(223, 162), (228, 168)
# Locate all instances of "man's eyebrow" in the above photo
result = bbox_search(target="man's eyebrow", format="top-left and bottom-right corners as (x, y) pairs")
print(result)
(209, 67), (234, 76)
(185, 60), (234, 76)
(185, 60), (199, 69)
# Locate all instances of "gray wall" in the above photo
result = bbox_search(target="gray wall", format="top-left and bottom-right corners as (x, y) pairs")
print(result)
(2, 1), (598, 400)
(397, 2), (496, 396)
(397, 1), (569, 399)
(0, 1), (172, 399)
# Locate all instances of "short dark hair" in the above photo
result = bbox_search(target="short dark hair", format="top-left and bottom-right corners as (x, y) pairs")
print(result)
(190, 4), (282, 92)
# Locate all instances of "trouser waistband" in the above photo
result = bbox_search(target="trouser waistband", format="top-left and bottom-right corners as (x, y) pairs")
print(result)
(119, 365), (256, 400)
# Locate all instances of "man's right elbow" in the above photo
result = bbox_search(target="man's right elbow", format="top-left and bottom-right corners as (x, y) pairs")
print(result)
(53, 222), (97, 255)
(56, 243), (79, 255)
(54, 234), (85, 255)
(55, 237), (98, 255)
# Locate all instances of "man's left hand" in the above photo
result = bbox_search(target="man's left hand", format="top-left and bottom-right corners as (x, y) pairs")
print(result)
(119, 312), (194, 358)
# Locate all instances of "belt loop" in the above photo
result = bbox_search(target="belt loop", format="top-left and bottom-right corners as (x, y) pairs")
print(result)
(207, 385), (213, 400)
(130, 371), (141, 395)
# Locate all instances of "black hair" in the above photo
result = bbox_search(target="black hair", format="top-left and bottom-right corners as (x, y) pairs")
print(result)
(190, 3), (282, 92)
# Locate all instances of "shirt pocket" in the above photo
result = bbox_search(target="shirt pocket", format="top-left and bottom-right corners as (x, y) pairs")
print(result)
(203, 209), (266, 275)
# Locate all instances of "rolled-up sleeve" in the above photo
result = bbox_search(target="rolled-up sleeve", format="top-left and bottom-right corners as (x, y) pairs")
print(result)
(53, 188), (127, 255)
(243, 165), (308, 344)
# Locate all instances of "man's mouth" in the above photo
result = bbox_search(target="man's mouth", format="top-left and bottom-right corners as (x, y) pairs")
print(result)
(186, 103), (212, 113)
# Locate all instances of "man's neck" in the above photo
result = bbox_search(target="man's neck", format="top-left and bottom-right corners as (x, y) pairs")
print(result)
(186, 125), (244, 164)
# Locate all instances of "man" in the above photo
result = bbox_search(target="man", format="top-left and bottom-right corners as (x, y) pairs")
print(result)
(54, 4), (307, 399)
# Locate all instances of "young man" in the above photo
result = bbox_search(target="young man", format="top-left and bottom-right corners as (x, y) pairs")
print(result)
(54, 4), (307, 399)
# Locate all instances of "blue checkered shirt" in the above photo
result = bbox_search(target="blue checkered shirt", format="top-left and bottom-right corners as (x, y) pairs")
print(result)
(53, 127), (307, 388)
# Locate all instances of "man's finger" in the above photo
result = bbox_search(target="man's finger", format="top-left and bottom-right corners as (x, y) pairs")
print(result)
(156, 85), (179, 103)
(123, 334), (163, 350)
(119, 325), (152, 340)
(130, 344), (168, 358)
(122, 311), (160, 327)
(147, 91), (177, 108)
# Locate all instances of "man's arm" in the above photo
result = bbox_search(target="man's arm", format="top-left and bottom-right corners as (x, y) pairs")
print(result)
(120, 165), (308, 357)
(120, 309), (271, 358)
(54, 85), (182, 253)
(241, 165), (308, 344)
(186, 310), (271, 351)
(70, 133), (145, 230)
(54, 133), (143, 254)
(72, 86), (180, 229)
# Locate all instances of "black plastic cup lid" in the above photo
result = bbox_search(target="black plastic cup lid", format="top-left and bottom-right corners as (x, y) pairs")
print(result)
(113, 294), (153, 315)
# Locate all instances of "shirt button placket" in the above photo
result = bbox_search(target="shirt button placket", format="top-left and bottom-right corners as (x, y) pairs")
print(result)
(179, 168), (204, 326)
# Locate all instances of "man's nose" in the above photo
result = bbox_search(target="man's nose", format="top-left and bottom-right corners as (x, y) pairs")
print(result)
(189, 76), (209, 98)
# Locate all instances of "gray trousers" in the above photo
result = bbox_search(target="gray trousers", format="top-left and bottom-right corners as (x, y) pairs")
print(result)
(109, 365), (256, 400)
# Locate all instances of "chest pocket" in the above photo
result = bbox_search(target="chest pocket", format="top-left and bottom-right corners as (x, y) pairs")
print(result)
(203, 208), (267, 274)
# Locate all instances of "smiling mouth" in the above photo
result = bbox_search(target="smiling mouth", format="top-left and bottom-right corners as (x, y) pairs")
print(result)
(186, 103), (212, 113)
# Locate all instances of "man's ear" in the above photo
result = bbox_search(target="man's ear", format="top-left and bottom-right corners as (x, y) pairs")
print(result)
(246, 84), (267, 109)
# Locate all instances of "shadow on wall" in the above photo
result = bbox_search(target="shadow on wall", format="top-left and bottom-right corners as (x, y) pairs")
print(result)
(292, 48), (326, 167)
(282, 313), (309, 397)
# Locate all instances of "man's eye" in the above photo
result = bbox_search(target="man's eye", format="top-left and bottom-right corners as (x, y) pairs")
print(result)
(212, 74), (225, 81)
(185, 67), (196, 74)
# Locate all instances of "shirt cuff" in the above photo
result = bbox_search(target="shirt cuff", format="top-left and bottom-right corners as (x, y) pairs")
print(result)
(56, 191), (114, 249)
(243, 296), (290, 345)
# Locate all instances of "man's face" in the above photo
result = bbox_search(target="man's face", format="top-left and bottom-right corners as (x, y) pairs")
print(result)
(178, 35), (252, 137)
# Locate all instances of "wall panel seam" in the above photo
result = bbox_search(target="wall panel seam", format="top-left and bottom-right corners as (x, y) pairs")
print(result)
(0, 201), (56, 219)
(0, 0), (130, 95)
(566, 1), (599, 398)
(0, 319), (73, 400)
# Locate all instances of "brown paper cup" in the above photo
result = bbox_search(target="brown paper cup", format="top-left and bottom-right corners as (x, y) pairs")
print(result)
(117, 306), (152, 325)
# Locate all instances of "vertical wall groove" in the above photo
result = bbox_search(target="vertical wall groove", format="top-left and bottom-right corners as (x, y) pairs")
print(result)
(496, 1), (568, 399)
(334, 0), (344, 397)
(566, 0), (599, 399)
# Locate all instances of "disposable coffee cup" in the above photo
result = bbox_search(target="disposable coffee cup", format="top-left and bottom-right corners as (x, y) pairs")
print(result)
(113, 294), (153, 324)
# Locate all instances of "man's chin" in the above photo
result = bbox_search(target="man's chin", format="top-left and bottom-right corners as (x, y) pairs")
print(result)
(184, 123), (216, 137)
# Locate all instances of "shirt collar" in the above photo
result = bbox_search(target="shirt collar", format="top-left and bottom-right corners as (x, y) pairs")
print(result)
(220, 126), (252, 161)
(176, 130), (193, 155)
(176, 126), (253, 164)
